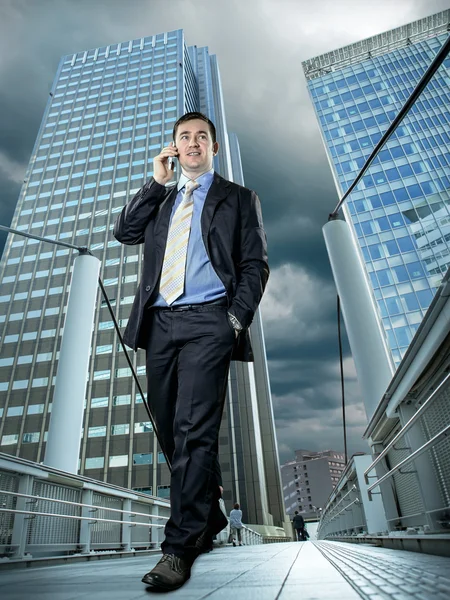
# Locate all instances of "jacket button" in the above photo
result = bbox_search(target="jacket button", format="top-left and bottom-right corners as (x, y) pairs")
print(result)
(145, 285), (151, 292)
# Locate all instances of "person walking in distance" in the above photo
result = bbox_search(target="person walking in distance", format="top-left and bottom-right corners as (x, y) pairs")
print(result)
(113, 112), (269, 592)
(293, 511), (306, 541)
(229, 503), (244, 547)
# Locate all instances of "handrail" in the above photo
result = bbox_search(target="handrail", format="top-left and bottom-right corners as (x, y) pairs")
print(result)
(0, 225), (170, 465)
(330, 497), (360, 520)
(0, 489), (169, 521)
(367, 423), (450, 498)
(364, 371), (450, 484)
(0, 224), (90, 253)
(319, 484), (356, 520)
(0, 507), (163, 529)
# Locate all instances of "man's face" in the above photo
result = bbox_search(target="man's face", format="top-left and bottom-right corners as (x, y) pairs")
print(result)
(174, 119), (219, 173)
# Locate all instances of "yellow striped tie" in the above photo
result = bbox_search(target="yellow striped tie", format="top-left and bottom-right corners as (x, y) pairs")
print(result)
(159, 179), (200, 305)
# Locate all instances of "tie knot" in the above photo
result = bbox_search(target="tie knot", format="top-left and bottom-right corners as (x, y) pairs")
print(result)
(184, 179), (200, 196)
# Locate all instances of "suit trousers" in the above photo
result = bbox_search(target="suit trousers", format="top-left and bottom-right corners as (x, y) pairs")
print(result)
(145, 303), (235, 559)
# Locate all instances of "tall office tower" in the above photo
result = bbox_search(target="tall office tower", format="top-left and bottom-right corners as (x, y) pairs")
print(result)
(303, 10), (450, 366)
(281, 449), (346, 519)
(0, 30), (285, 528)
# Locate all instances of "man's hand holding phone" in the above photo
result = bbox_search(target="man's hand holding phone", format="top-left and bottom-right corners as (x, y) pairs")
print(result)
(153, 142), (178, 186)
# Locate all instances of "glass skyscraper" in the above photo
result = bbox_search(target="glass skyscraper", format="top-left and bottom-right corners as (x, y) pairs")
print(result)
(303, 10), (450, 365)
(0, 30), (286, 528)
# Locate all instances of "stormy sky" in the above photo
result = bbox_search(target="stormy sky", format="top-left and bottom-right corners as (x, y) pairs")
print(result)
(1, 0), (448, 463)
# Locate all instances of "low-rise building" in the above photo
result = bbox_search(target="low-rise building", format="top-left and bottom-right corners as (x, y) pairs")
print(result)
(281, 449), (346, 519)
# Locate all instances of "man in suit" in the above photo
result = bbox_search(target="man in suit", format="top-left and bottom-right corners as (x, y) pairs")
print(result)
(113, 112), (269, 591)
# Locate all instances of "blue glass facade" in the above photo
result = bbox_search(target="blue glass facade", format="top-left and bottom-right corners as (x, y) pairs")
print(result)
(305, 28), (450, 365)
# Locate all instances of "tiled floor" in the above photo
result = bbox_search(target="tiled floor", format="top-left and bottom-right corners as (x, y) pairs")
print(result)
(0, 541), (449, 599)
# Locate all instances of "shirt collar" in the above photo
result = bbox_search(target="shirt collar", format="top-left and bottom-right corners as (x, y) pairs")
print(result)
(177, 168), (214, 191)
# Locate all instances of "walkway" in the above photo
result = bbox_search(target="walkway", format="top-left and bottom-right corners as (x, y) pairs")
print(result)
(1, 541), (449, 599)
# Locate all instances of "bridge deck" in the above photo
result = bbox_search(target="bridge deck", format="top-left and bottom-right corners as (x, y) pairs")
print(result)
(1, 541), (449, 599)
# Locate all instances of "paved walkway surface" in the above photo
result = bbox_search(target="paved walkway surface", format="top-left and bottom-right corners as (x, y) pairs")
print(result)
(1, 541), (449, 599)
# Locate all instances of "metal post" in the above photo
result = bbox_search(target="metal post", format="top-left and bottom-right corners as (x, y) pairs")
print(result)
(353, 455), (388, 534)
(79, 489), (93, 554)
(44, 253), (101, 473)
(152, 504), (162, 547)
(323, 218), (394, 421)
(121, 498), (132, 552)
(398, 403), (444, 532)
(10, 474), (33, 559)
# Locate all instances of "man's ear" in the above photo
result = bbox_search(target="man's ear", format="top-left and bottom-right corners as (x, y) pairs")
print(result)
(213, 141), (220, 156)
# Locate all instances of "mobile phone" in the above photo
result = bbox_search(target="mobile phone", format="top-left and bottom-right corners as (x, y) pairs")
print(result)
(168, 142), (176, 171)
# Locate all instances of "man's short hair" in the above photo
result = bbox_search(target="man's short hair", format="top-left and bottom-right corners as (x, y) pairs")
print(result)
(173, 112), (217, 144)
(294, 511), (298, 515)
(234, 502), (240, 510)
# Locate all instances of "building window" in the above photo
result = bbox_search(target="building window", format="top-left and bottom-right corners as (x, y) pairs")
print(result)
(157, 452), (166, 464)
(157, 485), (170, 499)
(7, 406), (24, 417)
(96, 344), (112, 354)
(113, 394), (131, 406)
(111, 423), (129, 435)
(17, 356), (33, 365)
(109, 455), (128, 467)
(116, 367), (132, 377)
(12, 381), (28, 391)
(1, 434), (19, 446)
(88, 426), (106, 437)
(133, 453), (153, 465)
(27, 404), (45, 415)
(85, 456), (104, 469)
(93, 370), (111, 380)
(135, 421), (153, 433)
(23, 432), (40, 443)
(133, 487), (153, 495)
(91, 396), (109, 408)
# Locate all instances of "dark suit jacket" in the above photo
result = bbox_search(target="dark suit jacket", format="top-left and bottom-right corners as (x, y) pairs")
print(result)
(113, 172), (269, 361)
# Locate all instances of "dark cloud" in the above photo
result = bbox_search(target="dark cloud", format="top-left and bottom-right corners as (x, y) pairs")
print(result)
(0, 0), (448, 464)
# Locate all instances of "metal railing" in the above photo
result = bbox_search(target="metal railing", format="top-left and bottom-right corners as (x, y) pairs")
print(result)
(318, 475), (366, 539)
(366, 425), (450, 499)
(0, 453), (264, 560)
(363, 371), (450, 492)
(0, 453), (171, 559)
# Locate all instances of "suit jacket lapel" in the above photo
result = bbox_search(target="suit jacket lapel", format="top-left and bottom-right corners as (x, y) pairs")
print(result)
(201, 172), (231, 239)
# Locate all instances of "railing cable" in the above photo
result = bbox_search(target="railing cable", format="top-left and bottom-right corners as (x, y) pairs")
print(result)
(337, 295), (348, 465)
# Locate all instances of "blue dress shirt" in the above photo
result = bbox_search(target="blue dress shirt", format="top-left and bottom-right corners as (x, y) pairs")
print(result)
(152, 169), (227, 307)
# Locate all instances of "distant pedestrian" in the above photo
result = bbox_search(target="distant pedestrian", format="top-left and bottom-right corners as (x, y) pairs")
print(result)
(292, 511), (306, 541)
(229, 503), (243, 547)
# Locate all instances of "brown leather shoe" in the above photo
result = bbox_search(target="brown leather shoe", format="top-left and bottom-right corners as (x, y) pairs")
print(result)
(141, 554), (191, 591)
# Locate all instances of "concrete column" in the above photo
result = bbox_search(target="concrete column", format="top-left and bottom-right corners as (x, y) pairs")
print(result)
(44, 253), (101, 473)
(323, 218), (394, 421)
